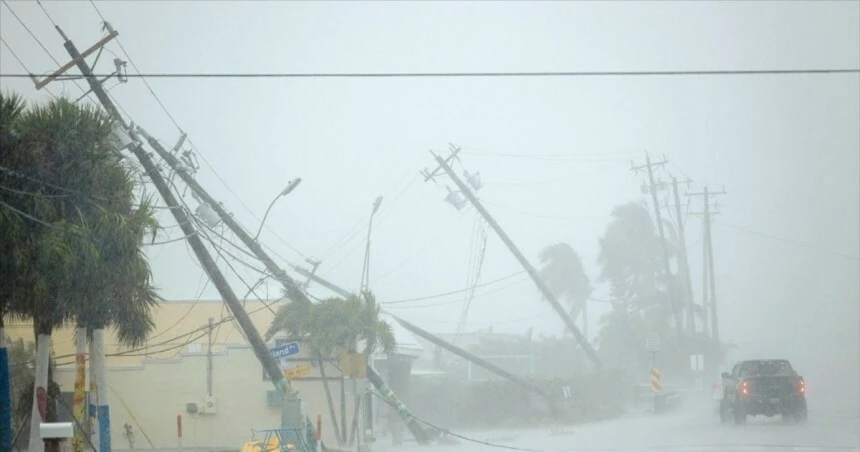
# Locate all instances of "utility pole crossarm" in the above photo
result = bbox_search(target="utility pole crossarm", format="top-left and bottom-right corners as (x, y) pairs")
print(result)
(36, 28), (118, 90)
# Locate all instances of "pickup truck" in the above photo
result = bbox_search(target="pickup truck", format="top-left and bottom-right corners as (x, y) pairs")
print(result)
(719, 359), (807, 425)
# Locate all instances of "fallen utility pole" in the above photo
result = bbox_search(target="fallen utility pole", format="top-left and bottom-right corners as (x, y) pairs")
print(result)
(140, 132), (431, 445)
(50, 25), (303, 443)
(428, 151), (602, 368)
(391, 315), (558, 415)
(291, 265), (563, 415)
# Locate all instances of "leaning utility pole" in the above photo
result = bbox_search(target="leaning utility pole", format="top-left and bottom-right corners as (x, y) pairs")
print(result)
(425, 148), (602, 368)
(631, 153), (684, 341)
(687, 186), (726, 342)
(140, 135), (430, 444)
(672, 177), (696, 334)
(45, 25), (303, 443)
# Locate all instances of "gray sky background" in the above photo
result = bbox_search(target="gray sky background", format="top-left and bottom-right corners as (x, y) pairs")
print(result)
(2, 1), (859, 403)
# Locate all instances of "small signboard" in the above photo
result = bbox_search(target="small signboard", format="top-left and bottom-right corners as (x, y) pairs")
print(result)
(284, 363), (312, 379)
(690, 354), (705, 371)
(270, 342), (300, 359)
(645, 333), (661, 352)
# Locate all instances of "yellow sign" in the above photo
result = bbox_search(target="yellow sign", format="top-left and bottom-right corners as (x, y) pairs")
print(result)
(284, 364), (312, 379)
(339, 353), (367, 379)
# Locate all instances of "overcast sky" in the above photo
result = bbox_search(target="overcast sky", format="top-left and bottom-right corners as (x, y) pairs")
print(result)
(2, 1), (859, 395)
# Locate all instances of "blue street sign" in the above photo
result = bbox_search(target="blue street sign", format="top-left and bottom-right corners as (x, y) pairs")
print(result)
(270, 341), (300, 359)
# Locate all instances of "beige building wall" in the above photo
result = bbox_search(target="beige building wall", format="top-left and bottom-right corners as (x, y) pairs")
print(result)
(5, 300), (358, 449)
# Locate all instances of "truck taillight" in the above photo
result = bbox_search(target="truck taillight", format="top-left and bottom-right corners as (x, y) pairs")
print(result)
(740, 380), (750, 397)
(798, 378), (805, 395)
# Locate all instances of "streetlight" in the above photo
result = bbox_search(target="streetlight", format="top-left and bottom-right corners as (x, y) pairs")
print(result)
(254, 178), (302, 241)
(359, 196), (383, 294)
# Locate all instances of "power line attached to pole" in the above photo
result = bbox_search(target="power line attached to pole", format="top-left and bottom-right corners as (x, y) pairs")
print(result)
(687, 186), (726, 343)
(422, 145), (602, 369)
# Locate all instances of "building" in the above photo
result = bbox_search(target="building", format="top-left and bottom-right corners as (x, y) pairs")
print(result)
(5, 299), (424, 450)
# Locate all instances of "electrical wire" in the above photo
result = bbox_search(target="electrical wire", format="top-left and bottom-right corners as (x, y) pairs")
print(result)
(369, 391), (540, 452)
(714, 221), (860, 261)
(481, 199), (612, 222)
(0, 164), (110, 201)
(1, 0), (89, 96)
(0, 36), (58, 99)
(382, 271), (527, 305)
(86, 0), (311, 265)
(5, 68), (859, 79)
(381, 276), (530, 310)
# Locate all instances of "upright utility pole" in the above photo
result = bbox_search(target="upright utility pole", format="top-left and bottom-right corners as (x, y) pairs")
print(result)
(672, 177), (696, 334)
(207, 317), (214, 397)
(48, 25), (302, 441)
(631, 153), (683, 341)
(141, 134), (430, 444)
(425, 149), (602, 368)
(687, 186), (726, 342)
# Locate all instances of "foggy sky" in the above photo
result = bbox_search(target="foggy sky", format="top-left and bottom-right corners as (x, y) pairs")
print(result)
(2, 0), (858, 410)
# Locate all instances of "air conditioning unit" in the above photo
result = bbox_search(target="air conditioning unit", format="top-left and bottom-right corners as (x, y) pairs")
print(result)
(202, 395), (217, 415)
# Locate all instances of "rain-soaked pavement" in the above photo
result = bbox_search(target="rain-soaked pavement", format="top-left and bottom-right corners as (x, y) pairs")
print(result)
(374, 396), (860, 452)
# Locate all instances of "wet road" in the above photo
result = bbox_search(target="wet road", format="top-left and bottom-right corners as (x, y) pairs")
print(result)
(377, 397), (860, 452)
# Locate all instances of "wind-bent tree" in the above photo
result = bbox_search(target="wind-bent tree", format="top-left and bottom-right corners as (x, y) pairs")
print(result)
(597, 202), (680, 321)
(538, 243), (593, 335)
(0, 93), (160, 452)
(265, 292), (394, 446)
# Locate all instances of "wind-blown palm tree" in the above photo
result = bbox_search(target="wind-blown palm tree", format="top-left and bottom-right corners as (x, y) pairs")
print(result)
(0, 93), (160, 451)
(538, 243), (593, 335)
(597, 202), (680, 321)
(265, 292), (394, 446)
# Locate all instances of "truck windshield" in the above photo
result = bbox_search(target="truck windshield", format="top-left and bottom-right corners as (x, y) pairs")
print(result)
(740, 360), (794, 377)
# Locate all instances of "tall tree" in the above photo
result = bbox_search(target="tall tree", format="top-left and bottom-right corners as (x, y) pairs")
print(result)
(0, 93), (160, 452)
(538, 243), (592, 334)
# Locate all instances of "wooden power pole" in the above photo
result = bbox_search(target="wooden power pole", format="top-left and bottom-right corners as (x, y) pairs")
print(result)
(631, 153), (684, 342)
(687, 186), (726, 342)
(424, 148), (602, 368)
(671, 177), (696, 334)
(44, 25), (304, 443)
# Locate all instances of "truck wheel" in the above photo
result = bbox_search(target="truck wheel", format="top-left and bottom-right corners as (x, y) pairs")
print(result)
(733, 408), (747, 425)
(795, 402), (808, 424)
(719, 402), (731, 425)
(781, 412), (794, 424)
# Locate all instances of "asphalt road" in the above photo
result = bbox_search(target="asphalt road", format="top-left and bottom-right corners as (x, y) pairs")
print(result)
(377, 396), (860, 452)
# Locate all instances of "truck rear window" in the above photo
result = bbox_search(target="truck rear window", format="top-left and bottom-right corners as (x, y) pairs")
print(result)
(739, 360), (794, 377)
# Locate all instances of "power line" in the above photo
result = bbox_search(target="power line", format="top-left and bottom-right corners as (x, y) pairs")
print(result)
(3, 68), (859, 79)
(369, 391), (539, 452)
(481, 199), (612, 222)
(1, 0), (89, 96)
(714, 221), (860, 261)
(0, 36), (58, 99)
(382, 271), (526, 305)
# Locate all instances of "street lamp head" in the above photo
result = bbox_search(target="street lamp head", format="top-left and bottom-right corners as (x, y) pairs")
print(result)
(372, 196), (383, 215)
(279, 178), (302, 197)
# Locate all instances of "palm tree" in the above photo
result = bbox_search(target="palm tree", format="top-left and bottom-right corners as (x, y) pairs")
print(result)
(597, 202), (677, 319)
(265, 293), (394, 446)
(0, 93), (160, 451)
(538, 243), (593, 336)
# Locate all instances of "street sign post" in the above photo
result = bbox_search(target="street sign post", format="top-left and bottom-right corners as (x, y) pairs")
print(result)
(645, 333), (661, 352)
(269, 342), (300, 359)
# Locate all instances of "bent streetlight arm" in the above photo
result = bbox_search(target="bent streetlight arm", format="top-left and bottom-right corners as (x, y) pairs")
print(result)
(254, 178), (302, 241)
